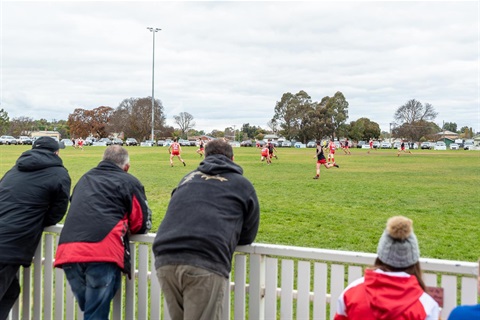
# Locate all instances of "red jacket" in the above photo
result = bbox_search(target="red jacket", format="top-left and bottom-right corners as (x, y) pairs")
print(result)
(54, 161), (151, 276)
(334, 269), (439, 320)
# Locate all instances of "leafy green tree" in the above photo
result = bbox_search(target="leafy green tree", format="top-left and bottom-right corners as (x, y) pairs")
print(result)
(443, 122), (457, 132)
(347, 118), (380, 142)
(324, 91), (349, 139)
(272, 90), (315, 141)
(0, 109), (9, 134)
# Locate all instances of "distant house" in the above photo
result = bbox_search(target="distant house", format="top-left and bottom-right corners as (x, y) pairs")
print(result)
(264, 134), (279, 141)
(435, 130), (459, 140)
(31, 131), (61, 140)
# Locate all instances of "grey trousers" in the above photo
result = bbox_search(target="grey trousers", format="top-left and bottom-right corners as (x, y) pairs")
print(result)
(156, 265), (227, 320)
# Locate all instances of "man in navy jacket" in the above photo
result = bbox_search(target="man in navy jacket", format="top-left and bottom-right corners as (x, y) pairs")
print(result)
(0, 137), (71, 319)
(153, 138), (260, 320)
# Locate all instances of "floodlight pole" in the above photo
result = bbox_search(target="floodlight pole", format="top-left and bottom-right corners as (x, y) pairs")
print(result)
(147, 27), (161, 141)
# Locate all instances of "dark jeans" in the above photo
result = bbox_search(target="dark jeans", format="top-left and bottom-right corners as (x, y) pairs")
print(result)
(63, 262), (121, 320)
(0, 264), (21, 320)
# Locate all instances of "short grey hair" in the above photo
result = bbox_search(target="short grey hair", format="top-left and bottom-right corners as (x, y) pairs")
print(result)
(103, 145), (130, 168)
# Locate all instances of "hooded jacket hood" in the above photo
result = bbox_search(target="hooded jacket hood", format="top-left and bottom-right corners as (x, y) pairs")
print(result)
(16, 149), (64, 172)
(197, 154), (243, 176)
(364, 269), (424, 319)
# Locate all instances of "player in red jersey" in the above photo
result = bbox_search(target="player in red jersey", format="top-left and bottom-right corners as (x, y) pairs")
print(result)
(169, 139), (186, 167)
(328, 139), (337, 165)
(260, 146), (271, 164)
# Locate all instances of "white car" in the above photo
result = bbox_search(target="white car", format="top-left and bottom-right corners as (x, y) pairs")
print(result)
(434, 141), (447, 150)
(380, 142), (392, 149)
(450, 143), (459, 150)
(60, 139), (74, 147)
(0, 135), (18, 145)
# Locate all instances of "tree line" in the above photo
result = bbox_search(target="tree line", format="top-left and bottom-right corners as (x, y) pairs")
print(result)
(0, 93), (476, 142)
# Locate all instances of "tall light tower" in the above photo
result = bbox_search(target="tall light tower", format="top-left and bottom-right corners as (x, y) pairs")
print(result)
(147, 27), (161, 141)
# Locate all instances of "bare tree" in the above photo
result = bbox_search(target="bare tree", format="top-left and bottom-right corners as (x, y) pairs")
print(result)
(394, 99), (438, 123)
(393, 99), (438, 141)
(173, 112), (195, 139)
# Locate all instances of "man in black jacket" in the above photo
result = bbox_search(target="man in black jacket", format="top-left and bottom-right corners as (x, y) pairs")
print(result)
(0, 137), (71, 320)
(153, 139), (260, 320)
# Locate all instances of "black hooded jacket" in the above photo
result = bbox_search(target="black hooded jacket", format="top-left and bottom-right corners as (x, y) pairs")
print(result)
(153, 154), (260, 278)
(0, 149), (71, 266)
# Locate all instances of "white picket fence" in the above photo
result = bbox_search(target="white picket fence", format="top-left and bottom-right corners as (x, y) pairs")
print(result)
(8, 225), (478, 320)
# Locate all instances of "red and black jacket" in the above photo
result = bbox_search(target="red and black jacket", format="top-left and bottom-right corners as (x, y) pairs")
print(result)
(54, 161), (151, 276)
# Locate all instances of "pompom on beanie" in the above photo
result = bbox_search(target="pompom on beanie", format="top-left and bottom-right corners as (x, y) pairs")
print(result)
(377, 216), (420, 268)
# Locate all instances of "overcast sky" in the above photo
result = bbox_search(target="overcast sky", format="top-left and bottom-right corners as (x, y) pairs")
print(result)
(1, 1), (479, 134)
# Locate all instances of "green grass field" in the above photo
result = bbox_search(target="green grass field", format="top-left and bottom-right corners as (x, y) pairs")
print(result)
(1, 144), (479, 262)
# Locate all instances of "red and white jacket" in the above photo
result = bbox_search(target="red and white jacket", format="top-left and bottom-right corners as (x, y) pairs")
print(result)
(334, 269), (439, 320)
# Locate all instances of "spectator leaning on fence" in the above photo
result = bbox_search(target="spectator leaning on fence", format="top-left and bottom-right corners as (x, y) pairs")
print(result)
(447, 259), (480, 319)
(334, 215), (440, 320)
(0, 137), (71, 320)
(152, 138), (260, 320)
(54, 145), (152, 320)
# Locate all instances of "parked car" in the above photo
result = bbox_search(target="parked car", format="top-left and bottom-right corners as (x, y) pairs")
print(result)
(450, 143), (459, 150)
(380, 141), (391, 149)
(178, 139), (190, 146)
(281, 140), (292, 147)
(240, 140), (253, 147)
(17, 136), (33, 145)
(434, 141), (447, 150)
(141, 140), (155, 147)
(157, 139), (166, 146)
(0, 135), (18, 145)
(294, 142), (306, 148)
(421, 142), (433, 150)
(163, 139), (173, 147)
(464, 141), (474, 150)
(372, 141), (380, 149)
(112, 138), (124, 146)
(125, 138), (138, 146)
(256, 140), (266, 147)
(306, 141), (316, 148)
(98, 138), (112, 146)
(84, 137), (96, 146)
(356, 141), (366, 148)
(393, 142), (410, 149)
(60, 139), (74, 147)
(361, 144), (371, 149)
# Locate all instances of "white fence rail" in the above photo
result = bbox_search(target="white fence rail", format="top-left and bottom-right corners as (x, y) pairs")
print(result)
(8, 225), (478, 320)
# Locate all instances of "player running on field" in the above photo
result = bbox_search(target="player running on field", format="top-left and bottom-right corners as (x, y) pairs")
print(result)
(328, 139), (338, 165)
(397, 140), (412, 157)
(267, 139), (278, 160)
(342, 138), (351, 155)
(196, 139), (205, 157)
(261, 146), (271, 165)
(313, 140), (339, 179)
(169, 139), (186, 167)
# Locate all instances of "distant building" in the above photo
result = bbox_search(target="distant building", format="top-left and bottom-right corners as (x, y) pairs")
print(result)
(435, 130), (459, 140)
(31, 131), (61, 140)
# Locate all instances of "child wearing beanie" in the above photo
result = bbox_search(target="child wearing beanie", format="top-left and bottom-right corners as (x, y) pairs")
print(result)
(334, 216), (440, 320)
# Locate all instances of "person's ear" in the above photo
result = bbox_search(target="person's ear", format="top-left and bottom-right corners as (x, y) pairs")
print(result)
(123, 163), (130, 172)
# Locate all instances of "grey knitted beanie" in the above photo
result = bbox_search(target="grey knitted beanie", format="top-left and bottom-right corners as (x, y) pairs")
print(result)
(377, 216), (420, 268)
